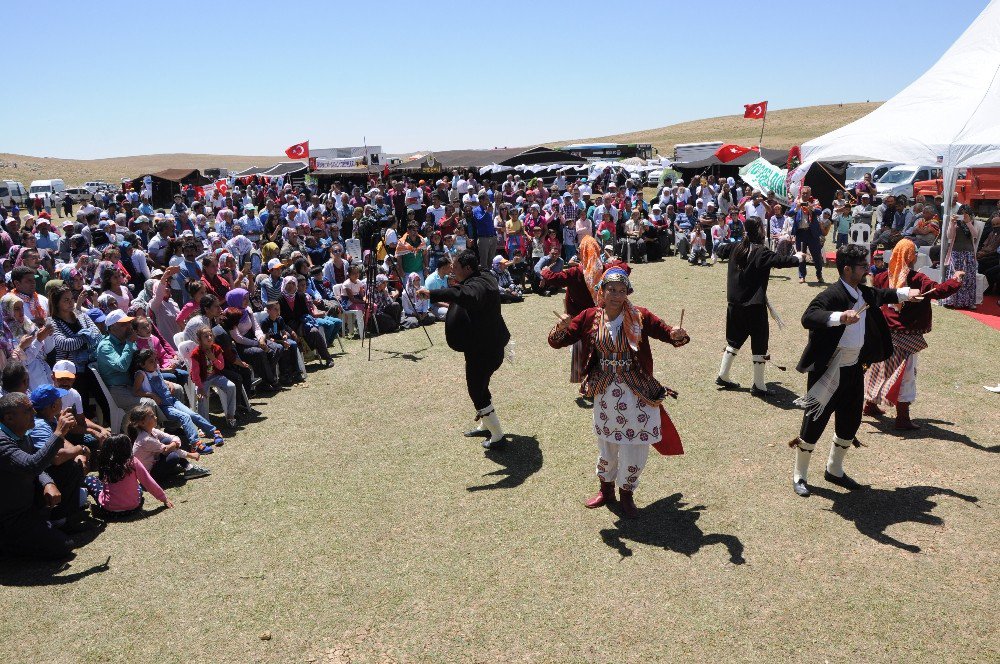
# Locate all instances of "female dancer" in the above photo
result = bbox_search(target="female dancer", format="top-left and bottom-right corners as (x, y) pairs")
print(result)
(548, 266), (688, 518)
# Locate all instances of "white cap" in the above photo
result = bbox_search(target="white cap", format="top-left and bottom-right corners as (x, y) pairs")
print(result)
(104, 309), (134, 327)
(52, 359), (77, 378)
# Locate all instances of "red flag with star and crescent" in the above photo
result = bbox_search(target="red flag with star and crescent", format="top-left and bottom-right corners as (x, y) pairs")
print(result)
(743, 101), (767, 119)
(285, 140), (309, 160)
(715, 144), (759, 163)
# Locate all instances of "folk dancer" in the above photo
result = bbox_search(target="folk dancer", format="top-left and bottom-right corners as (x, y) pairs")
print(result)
(788, 245), (921, 497)
(863, 239), (963, 430)
(419, 250), (511, 449)
(548, 266), (689, 518)
(716, 216), (806, 395)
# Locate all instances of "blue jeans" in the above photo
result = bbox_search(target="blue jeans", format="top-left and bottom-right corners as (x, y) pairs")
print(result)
(314, 316), (343, 345)
(161, 368), (189, 385)
(164, 400), (217, 445)
(199, 374), (236, 420)
(562, 243), (576, 262)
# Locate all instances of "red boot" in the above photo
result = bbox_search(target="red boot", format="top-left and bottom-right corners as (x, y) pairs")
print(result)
(618, 488), (640, 519)
(863, 400), (885, 418)
(894, 402), (921, 431)
(585, 481), (617, 509)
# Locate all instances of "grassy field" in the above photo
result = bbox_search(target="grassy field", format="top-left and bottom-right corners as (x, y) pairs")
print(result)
(0, 102), (881, 187)
(1, 254), (997, 663)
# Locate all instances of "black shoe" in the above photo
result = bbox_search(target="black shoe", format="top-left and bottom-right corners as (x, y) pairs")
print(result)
(793, 479), (810, 497)
(715, 376), (739, 390)
(60, 512), (106, 534)
(817, 275), (825, 284)
(824, 470), (866, 491)
(750, 385), (771, 397)
(463, 428), (490, 438)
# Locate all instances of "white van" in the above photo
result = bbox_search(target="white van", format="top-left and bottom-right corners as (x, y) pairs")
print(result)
(28, 179), (66, 207)
(0, 180), (28, 207)
(874, 165), (942, 200)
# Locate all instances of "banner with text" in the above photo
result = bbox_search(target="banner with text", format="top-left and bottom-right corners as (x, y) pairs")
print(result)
(739, 157), (788, 202)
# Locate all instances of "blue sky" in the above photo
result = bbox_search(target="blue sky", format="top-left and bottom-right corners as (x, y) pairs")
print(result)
(2, 0), (988, 158)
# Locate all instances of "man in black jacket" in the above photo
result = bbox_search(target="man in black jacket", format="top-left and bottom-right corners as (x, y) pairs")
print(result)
(717, 216), (805, 395)
(789, 245), (921, 497)
(420, 250), (511, 449)
(0, 394), (79, 559)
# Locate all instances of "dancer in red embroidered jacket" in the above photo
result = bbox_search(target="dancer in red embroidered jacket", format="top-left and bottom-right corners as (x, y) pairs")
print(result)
(540, 235), (622, 383)
(548, 266), (689, 519)
(862, 239), (964, 431)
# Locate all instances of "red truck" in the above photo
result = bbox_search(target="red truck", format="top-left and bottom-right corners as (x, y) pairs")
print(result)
(913, 167), (1000, 216)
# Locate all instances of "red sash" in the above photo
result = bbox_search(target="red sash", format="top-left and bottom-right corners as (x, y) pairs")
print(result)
(652, 406), (684, 456)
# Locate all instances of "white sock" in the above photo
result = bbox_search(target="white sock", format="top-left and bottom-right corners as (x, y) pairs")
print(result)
(483, 410), (504, 443)
(752, 355), (767, 390)
(794, 440), (815, 483)
(827, 436), (852, 477)
(719, 346), (738, 381)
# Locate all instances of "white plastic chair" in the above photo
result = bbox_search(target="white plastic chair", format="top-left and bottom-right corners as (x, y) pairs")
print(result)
(332, 283), (364, 341)
(172, 333), (198, 408)
(89, 366), (125, 434)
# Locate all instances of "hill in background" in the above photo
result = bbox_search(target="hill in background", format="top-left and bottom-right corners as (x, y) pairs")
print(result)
(557, 102), (881, 157)
(0, 153), (287, 188)
(0, 102), (882, 185)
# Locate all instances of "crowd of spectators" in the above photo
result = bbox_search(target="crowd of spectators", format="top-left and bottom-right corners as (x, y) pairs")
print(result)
(1, 162), (996, 560)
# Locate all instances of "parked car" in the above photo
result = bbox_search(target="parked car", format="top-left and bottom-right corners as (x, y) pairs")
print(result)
(62, 187), (93, 203)
(84, 180), (112, 193)
(0, 180), (28, 207)
(874, 165), (942, 200)
(845, 162), (901, 189)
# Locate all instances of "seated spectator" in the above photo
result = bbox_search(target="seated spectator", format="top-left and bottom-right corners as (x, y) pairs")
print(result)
(280, 275), (334, 366)
(369, 274), (402, 335)
(99, 264), (131, 311)
(132, 316), (186, 384)
(423, 255), (452, 321)
(96, 308), (168, 420)
(0, 394), (79, 559)
(260, 301), (303, 385)
(131, 348), (222, 453)
(1, 292), (55, 389)
(176, 280), (207, 328)
(911, 208), (942, 247)
(126, 404), (210, 483)
(51, 359), (110, 450)
(223, 289), (280, 390)
(401, 272), (437, 327)
(84, 433), (174, 519)
(295, 273), (342, 345)
(190, 326), (237, 428)
(534, 247), (564, 296)
(27, 385), (98, 531)
(491, 257), (524, 303)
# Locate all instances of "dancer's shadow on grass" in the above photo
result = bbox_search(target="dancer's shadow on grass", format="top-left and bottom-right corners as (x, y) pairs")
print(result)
(0, 554), (110, 587)
(809, 485), (979, 553)
(467, 435), (542, 492)
(717, 382), (801, 411)
(600, 492), (745, 565)
(866, 417), (999, 453)
(373, 347), (430, 363)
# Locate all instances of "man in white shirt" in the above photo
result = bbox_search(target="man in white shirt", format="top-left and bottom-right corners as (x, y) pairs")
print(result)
(788, 244), (920, 497)
(744, 192), (767, 220)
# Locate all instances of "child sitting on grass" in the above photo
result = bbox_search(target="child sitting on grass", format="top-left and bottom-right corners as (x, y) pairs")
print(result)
(131, 348), (224, 453)
(84, 433), (174, 518)
(127, 405), (211, 483)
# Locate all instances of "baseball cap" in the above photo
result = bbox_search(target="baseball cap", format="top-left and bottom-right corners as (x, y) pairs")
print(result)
(29, 385), (68, 410)
(104, 309), (134, 327)
(492, 255), (509, 267)
(52, 360), (77, 379)
(86, 308), (107, 324)
(267, 258), (285, 271)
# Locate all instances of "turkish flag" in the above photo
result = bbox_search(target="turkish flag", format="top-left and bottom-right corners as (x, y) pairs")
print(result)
(714, 144), (758, 163)
(743, 101), (768, 119)
(285, 140), (309, 160)
(215, 179), (229, 196)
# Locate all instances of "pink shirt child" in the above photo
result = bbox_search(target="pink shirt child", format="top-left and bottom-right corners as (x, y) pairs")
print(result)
(94, 461), (168, 512)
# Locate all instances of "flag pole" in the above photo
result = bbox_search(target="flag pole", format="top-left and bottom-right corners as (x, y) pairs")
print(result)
(758, 111), (767, 151)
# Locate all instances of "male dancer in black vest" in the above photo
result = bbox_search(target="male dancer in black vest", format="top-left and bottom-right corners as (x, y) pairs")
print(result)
(716, 216), (805, 395)
(419, 250), (511, 449)
(788, 244), (921, 497)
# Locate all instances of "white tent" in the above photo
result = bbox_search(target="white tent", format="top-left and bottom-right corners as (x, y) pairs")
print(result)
(801, 0), (1000, 268)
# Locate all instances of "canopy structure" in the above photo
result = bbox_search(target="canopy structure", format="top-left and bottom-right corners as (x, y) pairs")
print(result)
(392, 146), (585, 174)
(130, 169), (210, 207)
(801, 0), (1000, 267)
(673, 147), (789, 171)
